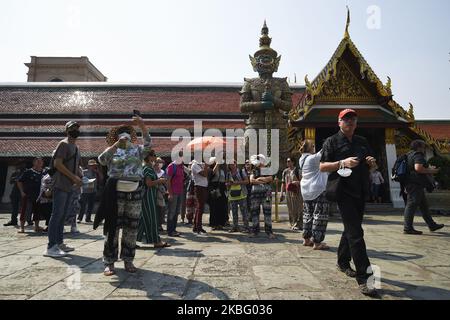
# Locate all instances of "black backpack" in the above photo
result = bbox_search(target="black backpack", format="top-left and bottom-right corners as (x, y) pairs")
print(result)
(47, 147), (78, 177)
(391, 152), (410, 184)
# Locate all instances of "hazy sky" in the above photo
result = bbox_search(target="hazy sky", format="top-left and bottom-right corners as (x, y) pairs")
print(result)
(1, 0), (449, 119)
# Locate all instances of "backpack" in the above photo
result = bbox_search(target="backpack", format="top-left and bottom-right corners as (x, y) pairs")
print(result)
(47, 147), (78, 177)
(391, 153), (410, 184)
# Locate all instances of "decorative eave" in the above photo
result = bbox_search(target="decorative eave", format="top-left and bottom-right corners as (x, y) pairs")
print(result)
(289, 7), (413, 125)
(409, 124), (450, 154)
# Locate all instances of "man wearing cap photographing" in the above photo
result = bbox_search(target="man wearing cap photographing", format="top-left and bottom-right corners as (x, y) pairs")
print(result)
(319, 109), (379, 298)
(44, 121), (82, 258)
(78, 159), (103, 223)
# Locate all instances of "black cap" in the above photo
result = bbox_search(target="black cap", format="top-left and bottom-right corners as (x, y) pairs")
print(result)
(65, 120), (80, 130)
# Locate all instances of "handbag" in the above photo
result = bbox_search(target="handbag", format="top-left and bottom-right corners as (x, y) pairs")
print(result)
(116, 180), (140, 192)
(229, 184), (243, 198)
(424, 174), (436, 193)
(252, 184), (267, 193)
(286, 182), (299, 193)
(325, 172), (341, 202)
(209, 188), (221, 199)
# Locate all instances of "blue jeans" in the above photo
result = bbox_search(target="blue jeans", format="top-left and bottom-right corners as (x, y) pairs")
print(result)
(78, 192), (96, 221)
(167, 194), (182, 234)
(48, 188), (73, 249)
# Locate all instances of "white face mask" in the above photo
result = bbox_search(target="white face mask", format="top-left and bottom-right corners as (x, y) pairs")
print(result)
(337, 161), (352, 177)
(118, 132), (131, 141)
(118, 133), (132, 148)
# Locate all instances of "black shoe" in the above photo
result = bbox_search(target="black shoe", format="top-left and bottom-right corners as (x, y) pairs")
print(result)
(403, 229), (423, 235)
(27, 221), (34, 226)
(85, 219), (92, 223)
(337, 264), (357, 278)
(3, 221), (18, 227)
(429, 224), (444, 232)
(168, 231), (181, 237)
(200, 228), (207, 234)
(359, 283), (380, 298)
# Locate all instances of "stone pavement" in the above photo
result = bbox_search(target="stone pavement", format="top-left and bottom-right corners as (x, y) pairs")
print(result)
(0, 206), (450, 300)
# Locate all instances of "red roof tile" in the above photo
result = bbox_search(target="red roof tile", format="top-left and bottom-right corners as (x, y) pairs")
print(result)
(0, 86), (305, 115)
(0, 122), (246, 133)
(415, 123), (450, 141)
(0, 136), (246, 158)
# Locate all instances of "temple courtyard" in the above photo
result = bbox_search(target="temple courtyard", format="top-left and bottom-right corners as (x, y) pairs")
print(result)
(0, 205), (449, 300)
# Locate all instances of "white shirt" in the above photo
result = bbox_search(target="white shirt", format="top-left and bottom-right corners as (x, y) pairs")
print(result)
(299, 150), (328, 201)
(370, 171), (384, 185)
(191, 160), (208, 187)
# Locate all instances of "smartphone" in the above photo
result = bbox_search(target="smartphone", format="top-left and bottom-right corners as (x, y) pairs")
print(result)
(133, 109), (141, 117)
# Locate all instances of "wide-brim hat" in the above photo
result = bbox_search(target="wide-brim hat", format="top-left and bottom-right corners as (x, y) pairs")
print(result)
(208, 157), (217, 165)
(106, 125), (138, 146)
(87, 159), (98, 166)
(250, 154), (271, 166)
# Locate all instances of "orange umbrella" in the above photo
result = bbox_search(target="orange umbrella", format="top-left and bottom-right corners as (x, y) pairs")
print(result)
(186, 136), (226, 150)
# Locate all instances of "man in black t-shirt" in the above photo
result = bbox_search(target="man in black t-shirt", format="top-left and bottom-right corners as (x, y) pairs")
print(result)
(403, 140), (444, 234)
(320, 109), (378, 298)
(3, 165), (25, 227)
(17, 157), (44, 232)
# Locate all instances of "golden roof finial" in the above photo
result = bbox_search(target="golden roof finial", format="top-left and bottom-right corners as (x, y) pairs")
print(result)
(385, 76), (392, 95)
(253, 20), (278, 58)
(344, 6), (350, 39)
(304, 74), (312, 91)
(262, 19), (268, 35)
(408, 103), (415, 120)
(386, 76), (392, 90)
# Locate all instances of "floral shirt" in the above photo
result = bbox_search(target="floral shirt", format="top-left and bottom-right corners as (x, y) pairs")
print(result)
(98, 133), (152, 181)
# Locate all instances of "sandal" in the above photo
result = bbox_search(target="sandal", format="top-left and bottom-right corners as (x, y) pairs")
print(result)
(303, 239), (314, 247)
(154, 242), (171, 248)
(103, 264), (116, 276)
(124, 261), (137, 273)
(268, 233), (276, 239)
(34, 226), (45, 233)
(313, 243), (330, 250)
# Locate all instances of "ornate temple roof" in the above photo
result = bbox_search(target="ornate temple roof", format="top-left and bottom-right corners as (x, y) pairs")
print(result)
(289, 8), (448, 154)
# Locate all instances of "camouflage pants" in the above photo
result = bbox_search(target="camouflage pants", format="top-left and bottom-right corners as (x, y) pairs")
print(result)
(250, 192), (273, 234)
(229, 198), (249, 229)
(103, 192), (142, 265)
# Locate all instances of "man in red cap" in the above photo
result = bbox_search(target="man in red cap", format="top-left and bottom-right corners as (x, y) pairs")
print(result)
(319, 108), (379, 297)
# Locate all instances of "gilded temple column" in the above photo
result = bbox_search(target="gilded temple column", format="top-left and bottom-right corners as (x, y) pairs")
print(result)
(385, 128), (404, 208)
(304, 127), (315, 141)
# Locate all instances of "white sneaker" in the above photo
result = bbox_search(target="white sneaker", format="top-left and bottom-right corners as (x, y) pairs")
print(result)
(70, 226), (80, 234)
(59, 243), (75, 252)
(43, 245), (67, 258)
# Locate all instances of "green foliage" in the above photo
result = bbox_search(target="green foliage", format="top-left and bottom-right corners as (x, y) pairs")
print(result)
(428, 156), (450, 190)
